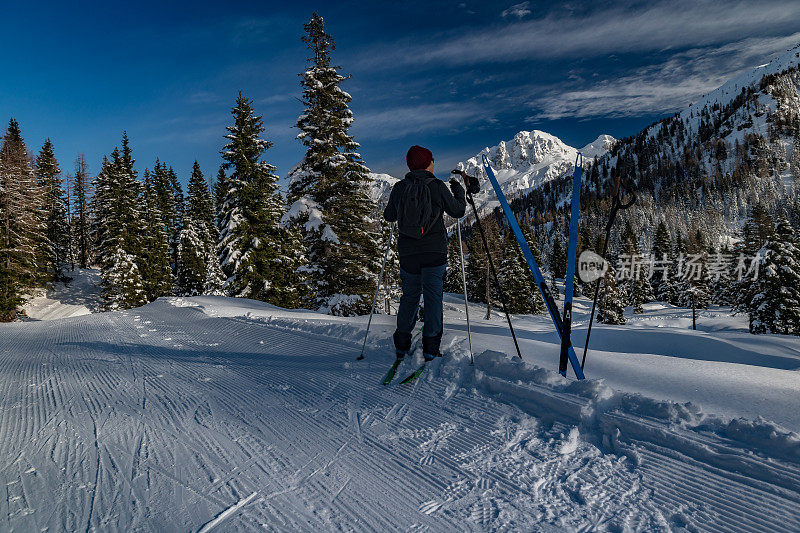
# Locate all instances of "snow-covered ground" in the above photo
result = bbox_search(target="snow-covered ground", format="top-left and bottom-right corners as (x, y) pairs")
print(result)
(1, 288), (799, 531)
(21, 268), (102, 320)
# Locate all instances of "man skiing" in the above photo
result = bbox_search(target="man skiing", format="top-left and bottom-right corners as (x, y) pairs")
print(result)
(383, 145), (476, 362)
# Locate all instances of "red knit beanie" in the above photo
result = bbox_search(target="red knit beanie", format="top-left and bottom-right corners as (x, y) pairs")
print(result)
(406, 145), (434, 171)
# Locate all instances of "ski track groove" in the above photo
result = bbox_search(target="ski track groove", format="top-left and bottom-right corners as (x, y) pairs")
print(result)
(0, 301), (799, 531)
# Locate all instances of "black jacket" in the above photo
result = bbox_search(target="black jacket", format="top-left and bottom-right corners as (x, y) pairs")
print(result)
(383, 170), (466, 257)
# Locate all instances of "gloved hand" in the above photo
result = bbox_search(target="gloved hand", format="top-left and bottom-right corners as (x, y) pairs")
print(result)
(448, 178), (465, 198)
(465, 175), (480, 194)
(451, 169), (480, 194)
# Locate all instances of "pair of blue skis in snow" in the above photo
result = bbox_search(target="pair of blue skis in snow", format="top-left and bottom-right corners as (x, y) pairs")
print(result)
(481, 153), (586, 380)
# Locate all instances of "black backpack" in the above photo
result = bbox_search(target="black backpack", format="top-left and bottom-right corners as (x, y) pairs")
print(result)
(397, 174), (439, 239)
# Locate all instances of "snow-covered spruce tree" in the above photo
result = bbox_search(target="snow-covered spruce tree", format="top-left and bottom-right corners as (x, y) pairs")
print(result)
(501, 229), (544, 314)
(550, 232), (566, 279)
(377, 218), (400, 312)
(213, 165), (227, 227)
(103, 247), (147, 310)
(464, 215), (502, 318)
(168, 165), (185, 269)
(140, 170), (174, 300)
(150, 160), (179, 271)
(730, 204), (773, 312)
(650, 220), (673, 302)
(177, 161), (224, 296)
(445, 231), (464, 294)
(465, 231), (487, 304)
(668, 232), (688, 306)
(72, 154), (92, 268)
(678, 228), (711, 309)
(97, 135), (149, 309)
(284, 13), (379, 315)
(598, 264), (626, 325)
(35, 139), (69, 281)
(90, 156), (113, 268)
(522, 222), (546, 314)
(747, 217), (800, 335)
(0, 119), (46, 318)
(620, 220), (653, 313)
(218, 92), (304, 307)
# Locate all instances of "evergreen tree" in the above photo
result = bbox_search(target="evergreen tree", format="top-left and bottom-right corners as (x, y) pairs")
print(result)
(669, 232), (688, 306)
(445, 232), (464, 294)
(90, 156), (114, 269)
(150, 160), (179, 272)
(218, 92), (304, 307)
(747, 217), (800, 335)
(213, 165), (227, 228)
(501, 229), (544, 314)
(465, 233), (487, 304)
(168, 165), (184, 268)
(731, 205), (772, 313)
(103, 247), (147, 310)
(687, 228), (712, 308)
(0, 119), (46, 317)
(598, 265), (625, 325)
(73, 154), (91, 268)
(377, 219), (400, 313)
(548, 273), (560, 303)
(619, 220), (653, 313)
(550, 232), (567, 279)
(650, 220), (672, 301)
(97, 134), (150, 309)
(35, 139), (69, 281)
(284, 13), (379, 315)
(140, 170), (174, 299)
(178, 162), (224, 296)
(117, 133), (147, 261)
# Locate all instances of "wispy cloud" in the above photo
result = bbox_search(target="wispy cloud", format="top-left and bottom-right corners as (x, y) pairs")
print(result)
(187, 90), (221, 105)
(501, 2), (532, 20)
(356, 1), (800, 69)
(353, 102), (489, 140)
(528, 33), (800, 119)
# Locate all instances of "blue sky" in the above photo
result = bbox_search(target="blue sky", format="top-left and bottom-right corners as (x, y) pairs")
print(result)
(2, 0), (799, 184)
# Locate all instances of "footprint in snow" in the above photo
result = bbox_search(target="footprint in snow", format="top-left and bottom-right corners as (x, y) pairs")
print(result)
(419, 500), (443, 515)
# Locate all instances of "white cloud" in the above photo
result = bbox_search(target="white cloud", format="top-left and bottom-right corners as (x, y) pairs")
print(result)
(357, 1), (800, 68)
(353, 102), (487, 140)
(501, 2), (532, 19)
(528, 33), (800, 119)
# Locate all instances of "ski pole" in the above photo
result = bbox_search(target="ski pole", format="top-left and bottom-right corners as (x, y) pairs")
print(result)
(463, 189), (523, 359)
(581, 173), (636, 370)
(560, 154), (583, 376)
(457, 219), (474, 365)
(358, 223), (394, 360)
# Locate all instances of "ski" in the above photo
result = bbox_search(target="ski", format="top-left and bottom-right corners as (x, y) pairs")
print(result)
(382, 359), (403, 385)
(382, 328), (423, 385)
(398, 363), (427, 384)
(481, 154), (585, 380)
(560, 155), (583, 376)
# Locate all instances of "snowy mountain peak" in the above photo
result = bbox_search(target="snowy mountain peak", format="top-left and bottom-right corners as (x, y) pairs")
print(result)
(457, 130), (615, 211)
(473, 129), (576, 172)
(581, 134), (616, 159)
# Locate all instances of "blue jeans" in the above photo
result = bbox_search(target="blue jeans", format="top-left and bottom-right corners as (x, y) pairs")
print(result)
(395, 263), (446, 356)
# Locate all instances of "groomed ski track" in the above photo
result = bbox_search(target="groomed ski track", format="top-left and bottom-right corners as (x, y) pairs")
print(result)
(1, 297), (799, 531)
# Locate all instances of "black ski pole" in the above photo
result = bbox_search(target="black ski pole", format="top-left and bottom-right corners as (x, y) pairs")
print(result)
(457, 174), (523, 360)
(581, 173), (635, 370)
